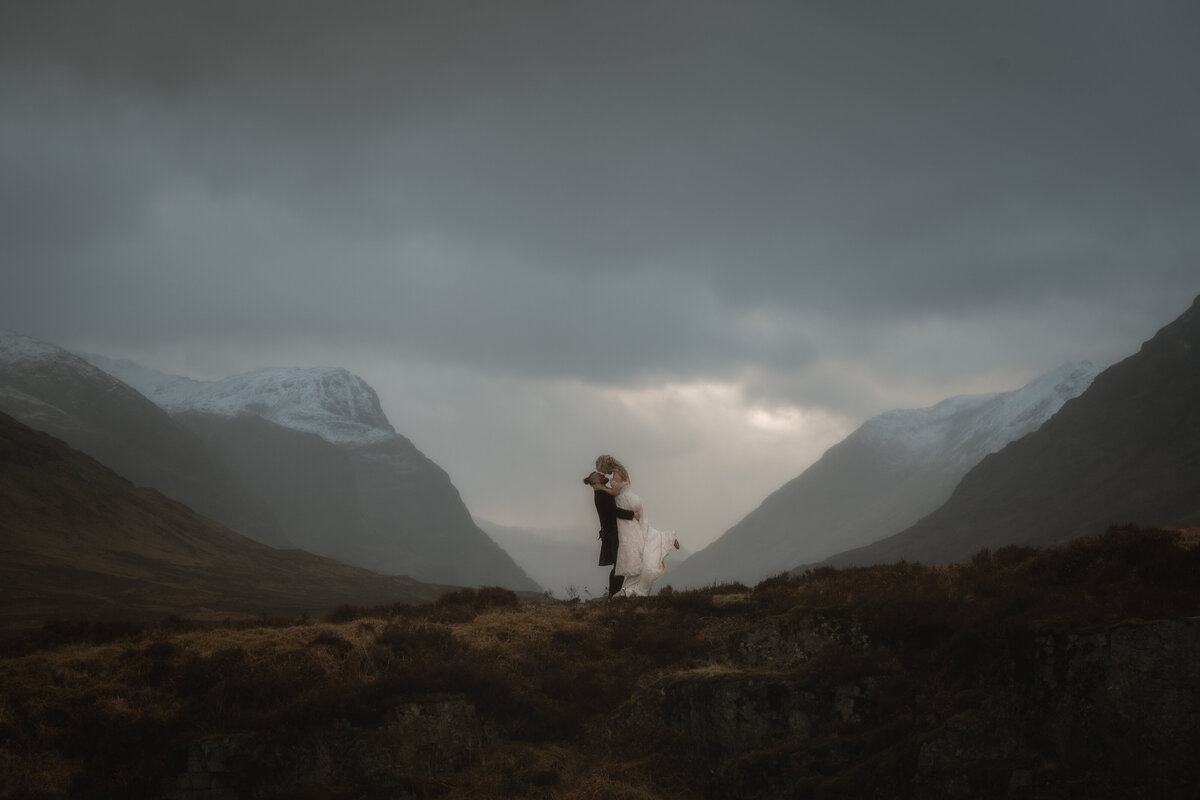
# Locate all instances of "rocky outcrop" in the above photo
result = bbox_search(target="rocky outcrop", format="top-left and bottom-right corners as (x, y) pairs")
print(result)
(722, 609), (870, 668)
(612, 614), (1200, 799)
(165, 693), (488, 800)
(613, 667), (875, 758)
(154, 596), (1200, 799)
(914, 617), (1200, 800)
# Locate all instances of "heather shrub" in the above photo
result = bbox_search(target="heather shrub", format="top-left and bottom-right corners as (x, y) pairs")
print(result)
(428, 586), (521, 622)
(121, 639), (180, 689)
(324, 600), (422, 624)
(644, 581), (761, 619)
(604, 605), (707, 667)
(307, 631), (353, 657)
(0, 617), (142, 657)
(323, 603), (373, 623)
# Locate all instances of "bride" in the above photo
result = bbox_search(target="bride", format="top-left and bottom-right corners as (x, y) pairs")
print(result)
(594, 455), (679, 597)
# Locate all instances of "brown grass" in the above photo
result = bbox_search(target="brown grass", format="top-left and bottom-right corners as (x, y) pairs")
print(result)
(2, 526), (1199, 799)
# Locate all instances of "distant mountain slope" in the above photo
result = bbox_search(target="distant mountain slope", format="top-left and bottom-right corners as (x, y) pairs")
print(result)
(85, 356), (540, 592)
(476, 518), (693, 600)
(0, 411), (456, 630)
(0, 331), (288, 546)
(669, 362), (1101, 588)
(476, 520), (607, 600)
(821, 294), (1200, 568)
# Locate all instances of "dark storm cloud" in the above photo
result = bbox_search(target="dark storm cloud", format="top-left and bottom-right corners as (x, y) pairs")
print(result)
(2, 1), (1198, 392)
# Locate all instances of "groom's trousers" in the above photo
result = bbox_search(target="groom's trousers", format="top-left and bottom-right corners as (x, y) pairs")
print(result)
(608, 566), (624, 598)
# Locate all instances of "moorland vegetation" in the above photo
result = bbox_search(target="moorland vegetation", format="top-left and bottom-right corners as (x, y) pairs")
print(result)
(2, 525), (1199, 799)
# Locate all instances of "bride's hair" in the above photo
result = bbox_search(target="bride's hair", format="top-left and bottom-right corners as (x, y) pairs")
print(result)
(595, 454), (629, 482)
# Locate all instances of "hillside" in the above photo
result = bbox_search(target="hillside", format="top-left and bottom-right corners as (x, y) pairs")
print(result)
(85, 355), (539, 591)
(670, 362), (1099, 588)
(0, 331), (288, 547)
(0, 412), (460, 630)
(2, 526), (1198, 799)
(821, 293), (1200, 569)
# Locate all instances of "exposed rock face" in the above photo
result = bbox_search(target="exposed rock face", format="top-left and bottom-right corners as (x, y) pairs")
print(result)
(612, 615), (1200, 799)
(914, 618), (1200, 800)
(615, 668), (874, 761)
(612, 611), (879, 796)
(722, 609), (870, 668)
(165, 694), (488, 800)
(166, 612), (1199, 799)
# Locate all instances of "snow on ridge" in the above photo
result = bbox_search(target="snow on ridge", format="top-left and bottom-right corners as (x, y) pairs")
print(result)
(83, 355), (397, 446)
(858, 393), (1001, 457)
(178, 366), (396, 446)
(0, 329), (64, 364)
(1, 331), (132, 394)
(854, 361), (1101, 467)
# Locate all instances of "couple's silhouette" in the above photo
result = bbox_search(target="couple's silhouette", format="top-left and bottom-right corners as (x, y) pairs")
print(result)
(584, 454), (678, 598)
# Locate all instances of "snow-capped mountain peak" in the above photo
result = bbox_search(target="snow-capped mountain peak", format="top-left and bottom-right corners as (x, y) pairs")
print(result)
(856, 360), (1101, 468)
(83, 355), (396, 446)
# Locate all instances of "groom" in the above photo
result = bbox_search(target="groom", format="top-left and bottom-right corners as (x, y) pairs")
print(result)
(584, 470), (635, 598)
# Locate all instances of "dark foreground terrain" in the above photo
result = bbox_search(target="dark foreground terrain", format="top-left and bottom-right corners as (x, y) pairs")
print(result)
(2, 525), (1199, 800)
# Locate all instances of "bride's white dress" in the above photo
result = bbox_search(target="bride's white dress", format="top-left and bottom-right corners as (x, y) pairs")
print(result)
(613, 485), (676, 597)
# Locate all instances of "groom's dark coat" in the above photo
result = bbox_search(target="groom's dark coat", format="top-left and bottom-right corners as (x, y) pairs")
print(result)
(593, 489), (635, 596)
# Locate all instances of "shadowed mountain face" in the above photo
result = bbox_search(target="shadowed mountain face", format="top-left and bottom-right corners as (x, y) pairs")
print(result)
(0, 412), (456, 630)
(176, 411), (539, 589)
(83, 357), (540, 591)
(669, 362), (1100, 588)
(2, 333), (538, 591)
(0, 332), (288, 547)
(822, 294), (1200, 568)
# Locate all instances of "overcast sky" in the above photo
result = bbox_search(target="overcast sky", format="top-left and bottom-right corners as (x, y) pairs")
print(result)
(2, 1), (1197, 550)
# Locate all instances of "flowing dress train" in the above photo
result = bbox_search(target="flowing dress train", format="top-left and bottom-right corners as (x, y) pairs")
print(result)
(613, 486), (676, 597)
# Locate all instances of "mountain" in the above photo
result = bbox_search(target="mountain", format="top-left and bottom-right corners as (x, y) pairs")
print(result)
(668, 361), (1101, 588)
(821, 294), (1200, 568)
(476, 518), (693, 600)
(85, 356), (540, 591)
(0, 411), (457, 630)
(0, 331), (288, 546)
(84, 358), (397, 446)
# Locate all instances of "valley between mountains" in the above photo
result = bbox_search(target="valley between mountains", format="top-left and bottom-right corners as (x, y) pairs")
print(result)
(2, 294), (1199, 625)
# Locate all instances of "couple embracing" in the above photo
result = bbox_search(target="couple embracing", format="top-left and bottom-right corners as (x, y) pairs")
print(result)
(585, 454), (679, 598)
